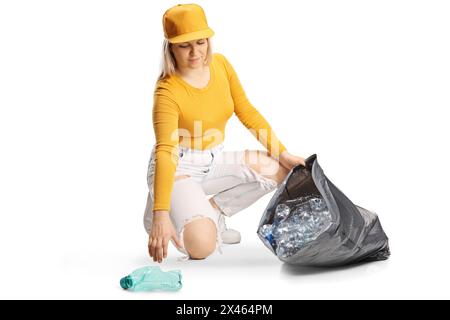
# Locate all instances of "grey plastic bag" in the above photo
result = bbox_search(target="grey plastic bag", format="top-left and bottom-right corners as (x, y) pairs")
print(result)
(257, 154), (390, 267)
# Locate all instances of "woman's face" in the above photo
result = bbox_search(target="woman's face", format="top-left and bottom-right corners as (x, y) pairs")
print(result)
(170, 38), (208, 70)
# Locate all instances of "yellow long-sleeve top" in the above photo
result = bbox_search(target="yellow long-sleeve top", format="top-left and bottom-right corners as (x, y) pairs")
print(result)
(152, 52), (287, 212)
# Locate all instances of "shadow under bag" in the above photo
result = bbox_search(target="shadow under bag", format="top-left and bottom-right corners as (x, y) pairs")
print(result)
(257, 154), (391, 267)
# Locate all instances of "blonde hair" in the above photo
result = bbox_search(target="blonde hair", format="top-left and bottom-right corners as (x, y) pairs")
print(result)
(157, 38), (213, 82)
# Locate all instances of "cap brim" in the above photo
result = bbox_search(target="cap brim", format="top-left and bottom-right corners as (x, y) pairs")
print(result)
(168, 28), (214, 44)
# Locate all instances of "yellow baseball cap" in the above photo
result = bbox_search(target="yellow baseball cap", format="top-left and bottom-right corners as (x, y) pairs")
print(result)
(162, 3), (215, 44)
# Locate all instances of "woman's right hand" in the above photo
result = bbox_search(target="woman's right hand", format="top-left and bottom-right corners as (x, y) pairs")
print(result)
(148, 211), (184, 263)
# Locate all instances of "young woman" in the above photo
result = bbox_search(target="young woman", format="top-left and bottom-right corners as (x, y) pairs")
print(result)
(144, 4), (306, 263)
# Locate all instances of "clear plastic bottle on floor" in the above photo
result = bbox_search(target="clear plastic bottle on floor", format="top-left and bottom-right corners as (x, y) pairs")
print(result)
(120, 266), (182, 291)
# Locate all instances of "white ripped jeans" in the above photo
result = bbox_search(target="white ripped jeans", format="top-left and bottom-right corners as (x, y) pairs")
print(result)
(143, 142), (279, 259)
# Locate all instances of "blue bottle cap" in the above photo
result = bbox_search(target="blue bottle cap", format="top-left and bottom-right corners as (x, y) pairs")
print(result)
(120, 276), (133, 289)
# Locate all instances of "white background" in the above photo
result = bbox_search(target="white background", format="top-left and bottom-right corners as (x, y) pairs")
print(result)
(1, 0), (449, 299)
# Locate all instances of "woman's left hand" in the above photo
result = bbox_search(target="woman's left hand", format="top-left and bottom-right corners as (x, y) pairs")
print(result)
(279, 151), (306, 171)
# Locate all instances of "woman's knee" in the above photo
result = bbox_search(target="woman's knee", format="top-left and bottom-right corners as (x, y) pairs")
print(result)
(175, 175), (191, 181)
(183, 217), (217, 259)
(244, 149), (288, 185)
